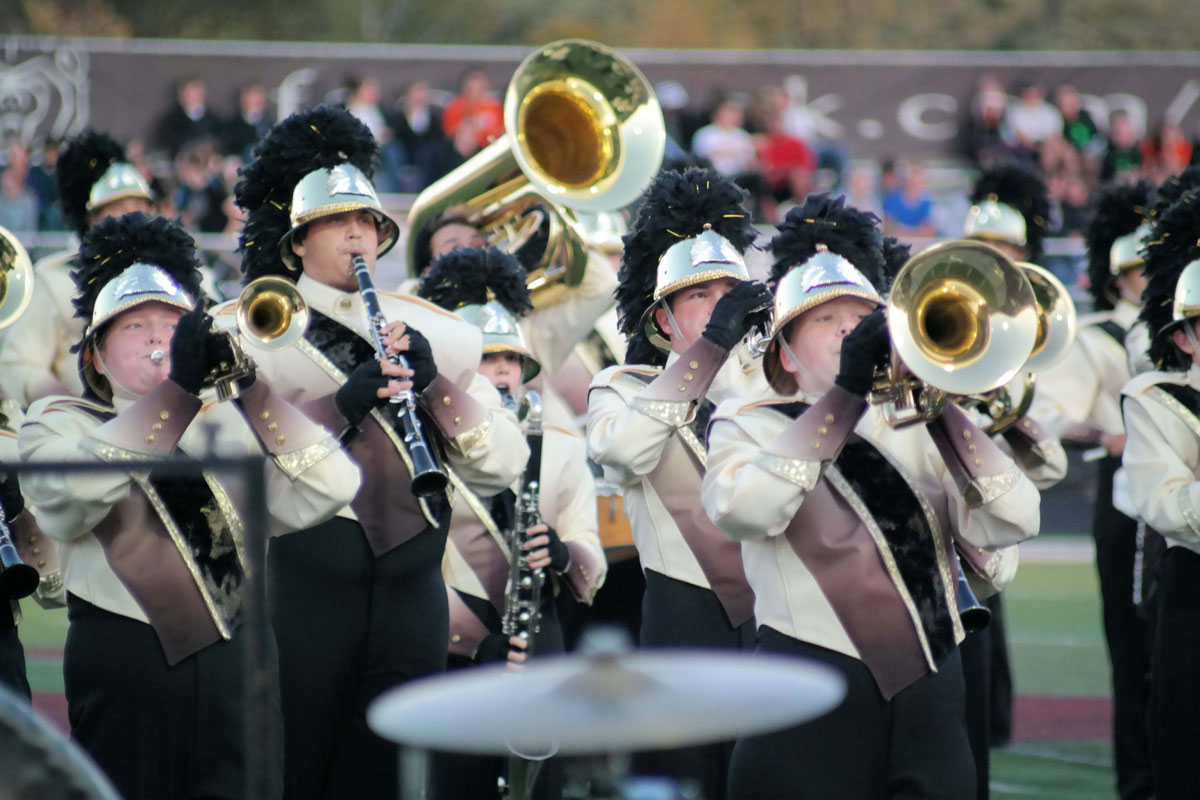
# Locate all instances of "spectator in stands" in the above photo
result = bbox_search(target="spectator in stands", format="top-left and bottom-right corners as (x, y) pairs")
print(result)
(1141, 119), (1193, 184)
(1100, 109), (1143, 182)
(841, 161), (883, 219)
(1004, 80), (1064, 160)
(692, 95), (768, 219)
(1055, 84), (1101, 155)
(755, 112), (815, 220)
(172, 139), (228, 234)
(391, 80), (454, 191)
(125, 137), (169, 214)
(345, 75), (403, 192)
(962, 73), (1012, 166)
(0, 154), (38, 232)
(882, 160), (936, 238)
(153, 77), (223, 159)
(221, 83), (273, 162)
(28, 140), (64, 231)
(442, 67), (504, 158)
(655, 80), (693, 164)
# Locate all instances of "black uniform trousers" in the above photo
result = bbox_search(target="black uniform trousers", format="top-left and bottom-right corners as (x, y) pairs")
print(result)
(63, 594), (281, 800)
(430, 591), (566, 800)
(1148, 546), (1200, 800)
(635, 569), (755, 800)
(729, 627), (975, 800)
(0, 603), (31, 701)
(1093, 455), (1153, 800)
(268, 516), (450, 800)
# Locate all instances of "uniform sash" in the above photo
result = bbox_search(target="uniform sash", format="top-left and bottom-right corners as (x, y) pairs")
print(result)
(630, 373), (755, 628)
(768, 401), (957, 698)
(79, 404), (246, 665)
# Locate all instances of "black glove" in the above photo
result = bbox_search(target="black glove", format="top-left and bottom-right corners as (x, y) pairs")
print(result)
(476, 632), (516, 665)
(536, 525), (571, 573)
(335, 361), (392, 427)
(403, 327), (438, 393)
(0, 473), (23, 523)
(168, 309), (217, 395)
(702, 281), (774, 350)
(834, 308), (890, 397)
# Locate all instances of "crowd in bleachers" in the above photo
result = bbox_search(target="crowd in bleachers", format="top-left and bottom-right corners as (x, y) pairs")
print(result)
(2, 71), (1199, 255)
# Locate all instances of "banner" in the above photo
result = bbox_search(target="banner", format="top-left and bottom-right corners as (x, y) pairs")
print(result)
(4, 38), (1199, 160)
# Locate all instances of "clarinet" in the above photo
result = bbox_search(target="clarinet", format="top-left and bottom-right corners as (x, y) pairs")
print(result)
(501, 390), (544, 656)
(351, 256), (448, 497)
(0, 514), (39, 601)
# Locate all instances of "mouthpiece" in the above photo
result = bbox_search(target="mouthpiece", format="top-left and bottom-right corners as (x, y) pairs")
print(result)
(150, 350), (166, 365)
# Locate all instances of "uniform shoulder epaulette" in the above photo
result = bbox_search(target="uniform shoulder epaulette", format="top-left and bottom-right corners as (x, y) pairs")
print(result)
(34, 395), (114, 420)
(381, 290), (470, 322)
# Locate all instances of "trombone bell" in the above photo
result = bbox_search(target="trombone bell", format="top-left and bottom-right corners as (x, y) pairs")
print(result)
(1018, 262), (1077, 373)
(236, 276), (310, 351)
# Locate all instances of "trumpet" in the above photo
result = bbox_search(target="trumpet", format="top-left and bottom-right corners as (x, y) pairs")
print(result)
(201, 277), (312, 402)
(352, 255), (448, 498)
(872, 241), (1039, 428)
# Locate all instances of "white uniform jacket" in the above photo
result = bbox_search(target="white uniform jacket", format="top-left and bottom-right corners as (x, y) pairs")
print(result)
(702, 387), (1040, 698)
(587, 337), (768, 628)
(0, 249), (84, 404)
(1123, 365), (1200, 556)
(443, 424), (607, 658)
(19, 378), (359, 662)
(215, 274), (528, 553)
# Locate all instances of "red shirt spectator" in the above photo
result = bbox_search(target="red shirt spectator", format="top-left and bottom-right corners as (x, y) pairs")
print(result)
(442, 69), (505, 154)
(756, 115), (816, 200)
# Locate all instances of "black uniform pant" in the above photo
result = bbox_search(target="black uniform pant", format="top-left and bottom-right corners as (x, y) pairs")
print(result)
(1148, 546), (1200, 800)
(729, 627), (975, 800)
(1094, 456), (1153, 800)
(268, 517), (449, 800)
(0, 618), (31, 701)
(985, 593), (1012, 746)
(635, 569), (755, 800)
(63, 594), (280, 800)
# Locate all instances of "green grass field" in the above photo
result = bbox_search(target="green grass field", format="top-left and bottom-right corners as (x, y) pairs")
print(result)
(14, 541), (1118, 798)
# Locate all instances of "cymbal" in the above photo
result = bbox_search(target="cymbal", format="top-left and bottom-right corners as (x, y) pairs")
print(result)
(368, 644), (845, 756)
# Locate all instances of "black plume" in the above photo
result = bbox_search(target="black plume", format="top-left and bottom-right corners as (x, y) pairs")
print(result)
(72, 212), (202, 330)
(616, 167), (757, 364)
(56, 130), (129, 237)
(417, 246), (532, 316)
(1146, 166), (1200, 225)
(1140, 189), (1200, 371)
(235, 106), (379, 283)
(769, 194), (887, 290)
(969, 164), (1049, 263)
(1085, 180), (1152, 311)
(880, 235), (912, 285)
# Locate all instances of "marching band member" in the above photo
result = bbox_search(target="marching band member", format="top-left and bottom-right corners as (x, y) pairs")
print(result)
(18, 212), (358, 800)
(230, 106), (526, 800)
(418, 245), (607, 799)
(1042, 179), (1155, 800)
(960, 162), (1051, 750)
(702, 196), (1041, 799)
(586, 167), (771, 799)
(1121, 190), (1200, 800)
(0, 130), (155, 405)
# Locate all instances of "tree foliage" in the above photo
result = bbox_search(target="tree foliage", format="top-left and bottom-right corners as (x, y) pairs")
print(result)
(5, 0), (1199, 49)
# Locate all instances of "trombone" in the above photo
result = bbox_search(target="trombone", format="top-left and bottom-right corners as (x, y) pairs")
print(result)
(871, 240), (1039, 428)
(960, 262), (1077, 435)
(405, 39), (666, 299)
